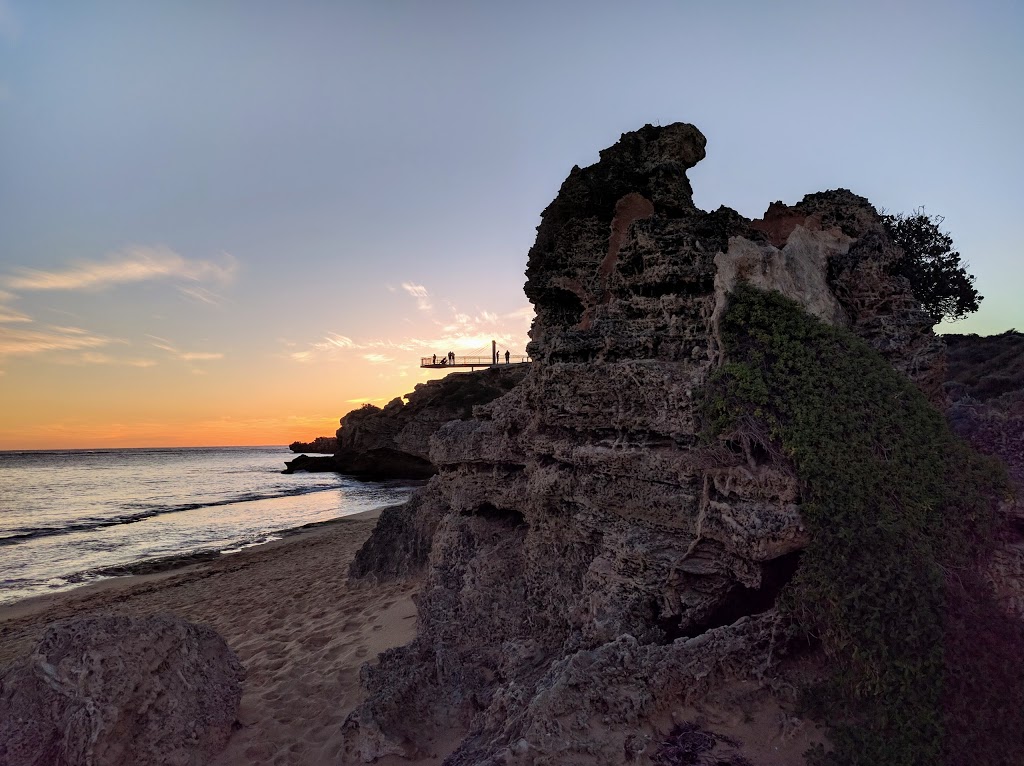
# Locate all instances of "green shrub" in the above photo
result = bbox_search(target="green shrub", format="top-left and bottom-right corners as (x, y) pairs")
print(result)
(701, 285), (1016, 765)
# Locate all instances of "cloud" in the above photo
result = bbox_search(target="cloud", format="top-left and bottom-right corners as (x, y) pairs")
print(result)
(57, 352), (157, 368)
(177, 285), (228, 307)
(0, 306), (30, 323)
(284, 292), (535, 367)
(401, 282), (432, 311)
(85, 353), (156, 367)
(314, 333), (354, 350)
(0, 324), (113, 357)
(179, 351), (224, 361)
(146, 335), (224, 363)
(4, 247), (237, 292)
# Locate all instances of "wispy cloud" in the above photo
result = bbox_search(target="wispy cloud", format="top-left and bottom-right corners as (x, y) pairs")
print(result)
(80, 352), (156, 367)
(0, 306), (30, 323)
(4, 247), (237, 292)
(401, 282), (432, 311)
(146, 335), (224, 363)
(0, 324), (114, 357)
(284, 285), (534, 367)
(49, 351), (157, 368)
(177, 285), (228, 307)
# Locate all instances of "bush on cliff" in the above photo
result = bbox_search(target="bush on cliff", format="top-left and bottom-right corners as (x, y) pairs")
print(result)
(702, 285), (1020, 766)
(882, 209), (981, 323)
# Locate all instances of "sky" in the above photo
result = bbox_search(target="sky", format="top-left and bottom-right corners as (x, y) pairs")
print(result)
(0, 0), (1021, 449)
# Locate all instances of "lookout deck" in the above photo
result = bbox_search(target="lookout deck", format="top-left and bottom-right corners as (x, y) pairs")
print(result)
(420, 354), (531, 371)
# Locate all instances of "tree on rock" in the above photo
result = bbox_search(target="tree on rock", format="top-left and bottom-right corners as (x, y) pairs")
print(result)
(882, 209), (982, 323)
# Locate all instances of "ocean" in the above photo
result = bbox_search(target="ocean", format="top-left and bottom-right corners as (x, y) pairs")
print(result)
(0, 446), (418, 606)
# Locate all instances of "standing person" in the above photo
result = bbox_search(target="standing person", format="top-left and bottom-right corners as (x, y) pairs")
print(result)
(449, 351), (455, 364)
(432, 354), (437, 365)
(505, 349), (510, 364)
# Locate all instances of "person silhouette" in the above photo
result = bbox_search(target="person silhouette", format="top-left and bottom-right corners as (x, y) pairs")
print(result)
(432, 354), (437, 365)
(505, 350), (510, 364)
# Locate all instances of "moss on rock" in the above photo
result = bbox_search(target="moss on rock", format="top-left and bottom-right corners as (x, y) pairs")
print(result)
(702, 284), (1019, 765)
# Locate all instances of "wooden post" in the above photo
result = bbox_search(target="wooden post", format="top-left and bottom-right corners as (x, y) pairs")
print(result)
(492, 339), (497, 365)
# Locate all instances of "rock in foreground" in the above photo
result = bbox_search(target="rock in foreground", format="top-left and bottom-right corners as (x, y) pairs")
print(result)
(0, 615), (244, 766)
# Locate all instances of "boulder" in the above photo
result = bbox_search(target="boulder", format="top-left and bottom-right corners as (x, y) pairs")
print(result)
(0, 615), (244, 766)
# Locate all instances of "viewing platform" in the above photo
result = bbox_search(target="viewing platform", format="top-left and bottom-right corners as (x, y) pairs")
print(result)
(420, 354), (531, 371)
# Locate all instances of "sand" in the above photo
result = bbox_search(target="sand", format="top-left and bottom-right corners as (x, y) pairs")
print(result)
(0, 510), (448, 766)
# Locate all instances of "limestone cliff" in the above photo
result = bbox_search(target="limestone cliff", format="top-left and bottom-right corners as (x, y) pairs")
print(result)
(342, 123), (949, 764)
(284, 366), (527, 478)
(289, 436), (337, 454)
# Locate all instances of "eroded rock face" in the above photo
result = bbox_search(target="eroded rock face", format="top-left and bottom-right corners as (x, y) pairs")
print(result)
(0, 615), (243, 766)
(283, 367), (527, 478)
(344, 123), (942, 764)
(289, 436), (338, 453)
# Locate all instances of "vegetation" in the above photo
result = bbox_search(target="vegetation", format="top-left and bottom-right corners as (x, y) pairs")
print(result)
(702, 285), (1020, 765)
(944, 329), (1024, 401)
(881, 209), (981, 323)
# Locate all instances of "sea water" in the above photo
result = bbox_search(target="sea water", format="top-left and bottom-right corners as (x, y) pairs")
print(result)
(0, 446), (417, 605)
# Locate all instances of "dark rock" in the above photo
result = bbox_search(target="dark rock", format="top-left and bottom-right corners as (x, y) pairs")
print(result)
(0, 614), (243, 766)
(343, 122), (948, 764)
(288, 436), (337, 453)
(282, 454), (340, 473)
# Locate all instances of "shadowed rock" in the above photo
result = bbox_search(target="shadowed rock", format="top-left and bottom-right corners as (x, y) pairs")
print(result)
(284, 366), (528, 478)
(0, 615), (243, 766)
(342, 123), (943, 764)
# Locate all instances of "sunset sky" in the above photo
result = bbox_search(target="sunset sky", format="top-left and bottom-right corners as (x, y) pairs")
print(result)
(1, 0), (1022, 449)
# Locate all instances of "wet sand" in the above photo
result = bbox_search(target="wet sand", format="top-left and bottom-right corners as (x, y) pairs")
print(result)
(0, 509), (444, 765)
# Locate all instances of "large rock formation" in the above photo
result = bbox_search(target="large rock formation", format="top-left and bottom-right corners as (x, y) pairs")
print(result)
(285, 366), (527, 478)
(343, 123), (944, 764)
(289, 436), (338, 453)
(0, 615), (243, 766)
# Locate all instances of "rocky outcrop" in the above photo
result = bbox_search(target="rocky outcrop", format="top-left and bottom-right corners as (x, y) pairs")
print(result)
(944, 331), (1024, 621)
(0, 615), (243, 766)
(343, 123), (944, 764)
(289, 436), (337, 453)
(284, 366), (527, 478)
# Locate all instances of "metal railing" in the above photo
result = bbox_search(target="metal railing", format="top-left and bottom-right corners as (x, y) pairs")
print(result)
(420, 354), (532, 368)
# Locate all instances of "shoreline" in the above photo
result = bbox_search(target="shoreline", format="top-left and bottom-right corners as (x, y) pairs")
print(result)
(0, 508), (385, 624)
(0, 503), (410, 611)
(0, 508), (452, 765)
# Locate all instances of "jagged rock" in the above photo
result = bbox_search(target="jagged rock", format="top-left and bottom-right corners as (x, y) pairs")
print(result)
(283, 366), (527, 478)
(343, 123), (944, 763)
(282, 453), (338, 473)
(336, 366), (527, 465)
(0, 614), (243, 766)
(288, 435), (337, 453)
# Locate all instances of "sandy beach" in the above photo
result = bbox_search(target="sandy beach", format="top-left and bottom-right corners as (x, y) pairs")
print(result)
(0, 510), (440, 766)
